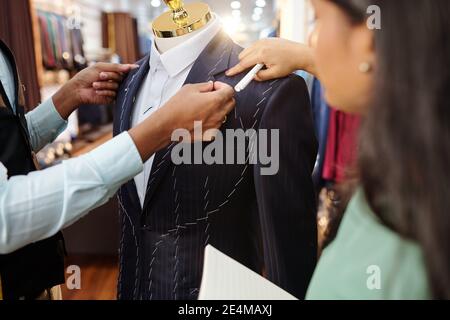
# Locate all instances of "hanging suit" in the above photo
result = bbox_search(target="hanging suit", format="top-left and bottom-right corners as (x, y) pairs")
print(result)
(113, 32), (318, 300)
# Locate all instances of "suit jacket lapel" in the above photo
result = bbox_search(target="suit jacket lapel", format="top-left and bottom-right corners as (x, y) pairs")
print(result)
(142, 32), (235, 211)
(120, 54), (151, 211)
(119, 54), (151, 132)
(184, 31), (234, 84)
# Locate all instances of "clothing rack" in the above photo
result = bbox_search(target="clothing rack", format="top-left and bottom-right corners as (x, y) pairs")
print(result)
(36, 10), (87, 72)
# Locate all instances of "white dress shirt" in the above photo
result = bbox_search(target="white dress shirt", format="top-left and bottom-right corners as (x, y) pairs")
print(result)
(0, 47), (144, 254)
(132, 17), (222, 207)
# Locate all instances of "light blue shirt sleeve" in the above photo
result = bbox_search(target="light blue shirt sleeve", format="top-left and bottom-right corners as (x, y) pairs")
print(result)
(0, 132), (143, 254)
(25, 98), (68, 152)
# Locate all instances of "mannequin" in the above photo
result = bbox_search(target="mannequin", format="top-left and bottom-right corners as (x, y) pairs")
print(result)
(152, 0), (217, 53)
(151, 0), (221, 141)
(114, 0), (318, 301)
(154, 18), (216, 54)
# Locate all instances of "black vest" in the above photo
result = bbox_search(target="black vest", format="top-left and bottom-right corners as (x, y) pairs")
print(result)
(0, 40), (65, 300)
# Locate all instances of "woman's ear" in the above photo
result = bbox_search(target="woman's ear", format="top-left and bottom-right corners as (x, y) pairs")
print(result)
(309, 22), (320, 49)
(352, 25), (376, 72)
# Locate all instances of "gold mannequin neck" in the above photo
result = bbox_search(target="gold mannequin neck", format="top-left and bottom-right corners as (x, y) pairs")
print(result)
(152, 1), (212, 38)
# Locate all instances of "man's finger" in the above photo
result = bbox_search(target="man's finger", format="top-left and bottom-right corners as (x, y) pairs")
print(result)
(193, 81), (215, 93)
(93, 81), (119, 90)
(96, 62), (139, 73)
(213, 82), (235, 100)
(95, 90), (117, 97)
(222, 97), (236, 115)
(99, 72), (122, 82)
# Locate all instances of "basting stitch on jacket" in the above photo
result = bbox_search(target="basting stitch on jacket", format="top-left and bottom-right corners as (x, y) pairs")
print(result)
(119, 71), (138, 132)
(203, 176), (211, 246)
(172, 167), (181, 299)
(118, 192), (140, 299)
(155, 58), (281, 236)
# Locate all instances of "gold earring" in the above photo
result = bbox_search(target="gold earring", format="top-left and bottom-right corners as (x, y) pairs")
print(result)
(359, 62), (372, 73)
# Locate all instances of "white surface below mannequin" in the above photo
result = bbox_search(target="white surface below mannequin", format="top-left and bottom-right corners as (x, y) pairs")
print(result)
(153, 14), (217, 53)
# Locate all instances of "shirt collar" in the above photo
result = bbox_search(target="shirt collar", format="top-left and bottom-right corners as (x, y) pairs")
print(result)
(150, 14), (222, 78)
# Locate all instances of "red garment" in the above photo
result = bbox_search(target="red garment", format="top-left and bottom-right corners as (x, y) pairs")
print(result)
(322, 109), (361, 183)
(38, 14), (56, 68)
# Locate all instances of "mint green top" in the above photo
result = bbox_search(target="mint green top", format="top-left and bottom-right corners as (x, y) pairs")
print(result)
(306, 189), (431, 300)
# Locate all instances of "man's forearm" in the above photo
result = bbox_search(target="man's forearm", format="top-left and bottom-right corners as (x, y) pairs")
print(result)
(0, 132), (143, 255)
(128, 108), (175, 161)
(52, 83), (79, 120)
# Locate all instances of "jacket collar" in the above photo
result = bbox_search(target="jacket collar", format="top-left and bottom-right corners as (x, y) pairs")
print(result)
(151, 16), (223, 78)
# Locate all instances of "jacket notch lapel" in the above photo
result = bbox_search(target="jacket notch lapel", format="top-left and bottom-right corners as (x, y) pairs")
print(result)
(119, 54), (150, 211)
(119, 55), (151, 132)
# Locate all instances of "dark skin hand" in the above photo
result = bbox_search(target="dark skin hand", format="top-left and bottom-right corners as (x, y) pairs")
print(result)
(129, 81), (236, 162)
(52, 62), (139, 119)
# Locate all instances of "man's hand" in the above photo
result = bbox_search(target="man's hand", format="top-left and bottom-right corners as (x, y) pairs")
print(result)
(163, 81), (236, 137)
(128, 81), (236, 161)
(53, 63), (139, 119)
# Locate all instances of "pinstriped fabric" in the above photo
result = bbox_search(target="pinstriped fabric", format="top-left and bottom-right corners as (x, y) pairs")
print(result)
(115, 57), (150, 300)
(117, 192), (139, 299)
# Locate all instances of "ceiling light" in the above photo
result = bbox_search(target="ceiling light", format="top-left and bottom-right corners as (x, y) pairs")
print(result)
(151, 0), (161, 8)
(231, 1), (241, 10)
(256, 0), (266, 8)
(252, 13), (261, 21)
(254, 7), (263, 15)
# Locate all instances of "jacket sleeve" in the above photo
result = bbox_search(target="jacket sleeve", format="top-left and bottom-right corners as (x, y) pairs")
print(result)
(254, 75), (318, 299)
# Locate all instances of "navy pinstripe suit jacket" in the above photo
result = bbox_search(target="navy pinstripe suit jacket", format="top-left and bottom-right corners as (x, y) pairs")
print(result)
(113, 32), (318, 300)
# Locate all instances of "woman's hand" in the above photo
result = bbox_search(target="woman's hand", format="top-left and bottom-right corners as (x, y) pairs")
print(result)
(53, 62), (139, 119)
(226, 38), (316, 81)
(129, 81), (235, 161)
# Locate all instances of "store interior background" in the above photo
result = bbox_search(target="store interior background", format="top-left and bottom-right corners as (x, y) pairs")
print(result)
(0, 0), (313, 299)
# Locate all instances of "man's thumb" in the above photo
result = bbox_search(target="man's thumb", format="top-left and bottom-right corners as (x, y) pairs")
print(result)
(193, 81), (214, 93)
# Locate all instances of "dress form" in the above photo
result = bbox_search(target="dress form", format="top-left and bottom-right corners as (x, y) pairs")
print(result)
(152, 1), (215, 53)
(154, 15), (216, 53)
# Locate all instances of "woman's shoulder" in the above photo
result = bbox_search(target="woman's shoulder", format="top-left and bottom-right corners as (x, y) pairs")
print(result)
(306, 189), (431, 300)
